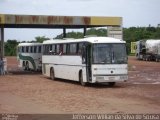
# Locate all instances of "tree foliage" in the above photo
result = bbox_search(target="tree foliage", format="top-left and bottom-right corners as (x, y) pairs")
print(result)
(3, 26), (160, 56)
(55, 32), (83, 39)
(123, 26), (160, 54)
(4, 40), (19, 56)
(35, 36), (49, 43)
(55, 28), (107, 39)
(86, 28), (107, 36)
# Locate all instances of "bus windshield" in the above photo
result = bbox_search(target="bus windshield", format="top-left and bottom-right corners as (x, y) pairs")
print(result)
(92, 43), (127, 64)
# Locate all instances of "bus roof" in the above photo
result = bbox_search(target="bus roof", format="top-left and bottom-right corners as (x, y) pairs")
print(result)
(43, 37), (125, 44)
(18, 43), (42, 46)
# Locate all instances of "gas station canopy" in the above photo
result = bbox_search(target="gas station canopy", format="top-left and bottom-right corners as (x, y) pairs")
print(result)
(0, 14), (123, 58)
(0, 14), (122, 28)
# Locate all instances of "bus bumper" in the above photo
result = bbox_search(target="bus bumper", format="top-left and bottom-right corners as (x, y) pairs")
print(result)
(92, 75), (128, 83)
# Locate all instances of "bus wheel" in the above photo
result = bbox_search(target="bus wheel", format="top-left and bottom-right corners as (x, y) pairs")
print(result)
(22, 61), (26, 70)
(108, 82), (115, 87)
(142, 57), (145, 61)
(50, 68), (55, 80)
(156, 58), (159, 62)
(79, 72), (86, 86)
(26, 62), (30, 71)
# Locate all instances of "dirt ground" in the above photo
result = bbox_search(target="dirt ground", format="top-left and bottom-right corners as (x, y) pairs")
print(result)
(0, 56), (160, 114)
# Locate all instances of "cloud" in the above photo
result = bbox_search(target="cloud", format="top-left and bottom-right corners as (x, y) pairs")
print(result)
(66, 0), (96, 1)
(1, 0), (160, 41)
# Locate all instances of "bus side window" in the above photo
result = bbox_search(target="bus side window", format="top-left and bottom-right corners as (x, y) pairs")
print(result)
(66, 44), (70, 55)
(34, 46), (37, 53)
(49, 45), (52, 54)
(22, 46), (24, 53)
(26, 46), (29, 53)
(78, 43), (83, 55)
(28, 46), (30, 53)
(46, 45), (49, 55)
(43, 45), (45, 54)
(38, 46), (41, 53)
(70, 43), (77, 55)
(52, 44), (56, 54)
(59, 44), (63, 55)
(43, 45), (46, 55)
(30, 46), (33, 53)
(63, 44), (67, 55)
(45, 45), (47, 55)
(56, 44), (60, 55)
(24, 46), (26, 53)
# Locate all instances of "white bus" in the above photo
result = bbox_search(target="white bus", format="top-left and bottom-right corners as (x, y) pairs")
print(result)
(17, 43), (42, 71)
(42, 37), (128, 86)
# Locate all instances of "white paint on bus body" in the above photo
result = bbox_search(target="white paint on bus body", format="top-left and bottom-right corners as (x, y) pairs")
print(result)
(42, 37), (128, 86)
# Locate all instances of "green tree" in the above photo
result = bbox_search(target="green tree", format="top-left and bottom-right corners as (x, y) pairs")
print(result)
(5, 40), (19, 56)
(86, 28), (107, 36)
(55, 28), (107, 39)
(66, 32), (83, 38)
(35, 36), (49, 43)
(123, 26), (160, 54)
(54, 26), (160, 55)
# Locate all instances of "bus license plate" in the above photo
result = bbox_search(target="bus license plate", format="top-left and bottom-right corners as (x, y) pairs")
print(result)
(109, 76), (115, 80)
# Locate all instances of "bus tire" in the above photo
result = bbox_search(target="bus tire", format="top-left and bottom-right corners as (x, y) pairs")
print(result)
(108, 82), (115, 87)
(22, 61), (26, 70)
(142, 56), (145, 61)
(79, 71), (86, 86)
(50, 68), (55, 80)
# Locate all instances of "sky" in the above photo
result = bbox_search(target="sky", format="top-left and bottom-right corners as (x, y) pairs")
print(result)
(0, 0), (160, 41)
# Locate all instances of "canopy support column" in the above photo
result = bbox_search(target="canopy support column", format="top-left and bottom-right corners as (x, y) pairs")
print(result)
(63, 28), (66, 38)
(83, 27), (86, 37)
(0, 26), (4, 58)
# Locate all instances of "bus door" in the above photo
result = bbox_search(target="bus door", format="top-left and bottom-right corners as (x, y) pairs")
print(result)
(82, 44), (92, 82)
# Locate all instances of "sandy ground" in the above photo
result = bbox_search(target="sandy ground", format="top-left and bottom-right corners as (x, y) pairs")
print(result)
(0, 56), (160, 114)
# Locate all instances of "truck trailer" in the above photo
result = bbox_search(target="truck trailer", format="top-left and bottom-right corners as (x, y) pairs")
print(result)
(136, 39), (160, 62)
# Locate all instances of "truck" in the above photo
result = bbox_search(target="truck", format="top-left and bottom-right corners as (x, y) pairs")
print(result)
(136, 39), (160, 62)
